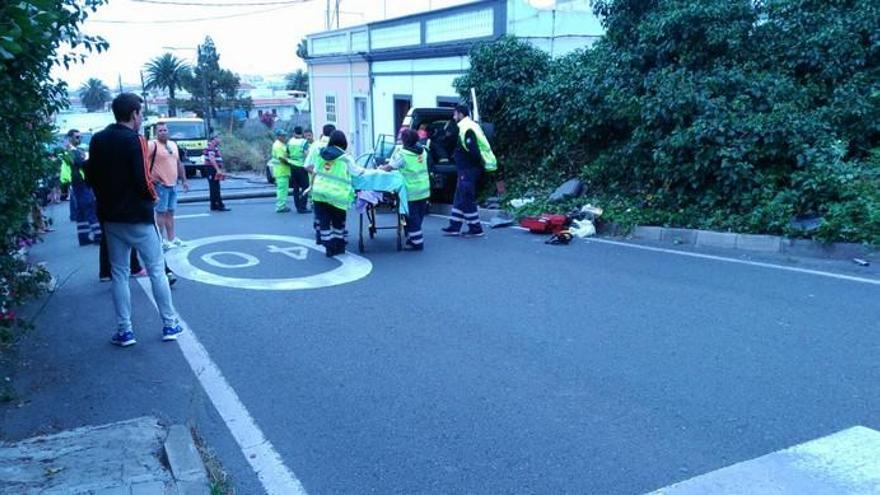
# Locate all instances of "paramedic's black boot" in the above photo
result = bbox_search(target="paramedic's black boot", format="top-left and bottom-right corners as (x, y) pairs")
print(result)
(441, 225), (460, 236)
(462, 226), (485, 238)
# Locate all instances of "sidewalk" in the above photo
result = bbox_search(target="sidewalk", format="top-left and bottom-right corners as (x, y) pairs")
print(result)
(0, 204), (261, 494)
(0, 416), (208, 494)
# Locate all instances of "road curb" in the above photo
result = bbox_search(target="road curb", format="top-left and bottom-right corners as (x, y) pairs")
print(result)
(474, 205), (875, 262)
(164, 425), (211, 493)
(630, 225), (875, 261)
(178, 190), (275, 204)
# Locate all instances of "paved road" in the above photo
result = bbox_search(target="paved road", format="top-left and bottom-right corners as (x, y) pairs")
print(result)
(5, 198), (880, 494)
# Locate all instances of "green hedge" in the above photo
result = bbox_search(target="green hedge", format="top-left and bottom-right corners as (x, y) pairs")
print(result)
(0, 1), (105, 335)
(455, 0), (880, 244)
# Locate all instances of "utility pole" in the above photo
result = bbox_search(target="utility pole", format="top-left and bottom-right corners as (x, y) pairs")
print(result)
(139, 70), (149, 115)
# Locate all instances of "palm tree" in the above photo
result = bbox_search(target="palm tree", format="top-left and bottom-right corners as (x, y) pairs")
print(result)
(285, 69), (309, 92)
(78, 78), (111, 112)
(144, 53), (190, 116)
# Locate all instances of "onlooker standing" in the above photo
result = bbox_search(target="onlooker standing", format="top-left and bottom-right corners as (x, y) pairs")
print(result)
(205, 135), (230, 212)
(271, 128), (292, 213)
(286, 126), (311, 213)
(65, 129), (102, 245)
(86, 93), (182, 347)
(148, 122), (190, 249)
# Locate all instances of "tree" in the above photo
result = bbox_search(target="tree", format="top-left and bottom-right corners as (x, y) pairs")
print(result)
(0, 0), (107, 332)
(296, 38), (308, 60)
(181, 36), (245, 127)
(78, 77), (111, 112)
(285, 69), (308, 92)
(458, 1), (880, 244)
(144, 53), (190, 116)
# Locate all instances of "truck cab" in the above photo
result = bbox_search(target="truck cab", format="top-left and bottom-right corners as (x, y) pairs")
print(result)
(143, 117), (209, 178)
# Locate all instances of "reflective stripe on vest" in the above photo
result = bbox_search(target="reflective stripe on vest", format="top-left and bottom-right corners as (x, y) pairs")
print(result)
(311, 155), (353, 211)
(457, 117), (498, 172)
(287, 137), (307, 167)
(400, 149), (430, 201)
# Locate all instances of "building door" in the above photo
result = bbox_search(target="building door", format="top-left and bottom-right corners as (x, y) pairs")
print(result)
(354, 97), (369, 156)
(393, 95), (411, 136)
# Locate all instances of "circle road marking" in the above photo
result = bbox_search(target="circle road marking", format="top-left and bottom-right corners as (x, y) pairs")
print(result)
(166, 234), (372, 291)
(201, 251), (260, 269)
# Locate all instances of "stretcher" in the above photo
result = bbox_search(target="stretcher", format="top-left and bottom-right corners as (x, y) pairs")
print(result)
(352, 171), (409, 254)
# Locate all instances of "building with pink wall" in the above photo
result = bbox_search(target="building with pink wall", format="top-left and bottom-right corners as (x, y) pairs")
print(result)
(307, 27), (372, 156)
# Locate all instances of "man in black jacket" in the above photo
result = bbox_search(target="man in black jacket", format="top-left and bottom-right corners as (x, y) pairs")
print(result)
(86, 93), (183, 347)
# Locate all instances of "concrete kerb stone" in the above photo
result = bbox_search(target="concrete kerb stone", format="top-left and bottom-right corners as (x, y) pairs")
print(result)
(177, 190), (276, 204)
(163, 425), (210, 492)
(626, 225), (875, 261)
(632, 226), (663, 241)
(736, 234), (782, 253)
(696, 230), (738, 249)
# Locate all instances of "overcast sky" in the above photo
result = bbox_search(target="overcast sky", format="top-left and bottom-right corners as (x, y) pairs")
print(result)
(58, 0), (473, 90)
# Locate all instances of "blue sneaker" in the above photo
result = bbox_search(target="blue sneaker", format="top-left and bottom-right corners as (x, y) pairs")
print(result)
(110, 331), (137, 347)
(162, 324), (184, 341)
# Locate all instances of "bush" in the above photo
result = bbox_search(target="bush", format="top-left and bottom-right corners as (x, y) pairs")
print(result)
(457, 0), (880, 245)
(0, 0), (105, 334)
(221, 133), (270, 172)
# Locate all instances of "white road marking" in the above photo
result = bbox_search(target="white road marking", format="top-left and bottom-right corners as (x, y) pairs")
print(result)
(136, 278), (307, 495)
(650, 426), (880, 494)
(584, 237), (880, 286)
(464, 218), (880, 287)
(174, 213), (211, 219)
(201, 251), (260, 269)
(165, 234), (373, 291)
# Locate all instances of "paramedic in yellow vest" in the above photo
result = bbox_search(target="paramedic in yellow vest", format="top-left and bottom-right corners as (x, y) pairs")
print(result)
(381, 128), (430, 251)
(271, 128), (292, 213)
(64, 129), (103, 245)
(304, 123), (335, 244)
(442, 104), (492, 237)
(286, 126), (311, 213)
(310, 130), (369, 257)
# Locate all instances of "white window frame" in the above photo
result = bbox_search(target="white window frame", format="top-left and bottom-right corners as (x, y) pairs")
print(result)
(325, 93), (337, 124)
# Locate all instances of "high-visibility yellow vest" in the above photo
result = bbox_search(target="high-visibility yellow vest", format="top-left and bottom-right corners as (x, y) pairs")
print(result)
(400, 149), (430, 201)
(287, 137), (307, 167)
(59, 153), (72, 184)
(311, 150), (353, 211)
(457, 117), (497, 172)
(271, 140), (291, 178)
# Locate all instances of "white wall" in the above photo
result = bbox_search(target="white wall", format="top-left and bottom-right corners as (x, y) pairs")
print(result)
(371, 56), (469, 142)
(506, 0), (604, 56)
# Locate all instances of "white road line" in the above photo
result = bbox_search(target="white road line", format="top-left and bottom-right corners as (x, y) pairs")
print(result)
(136, 278), (307, 495)
(449, 217), (879, 286)
(584, 237), (880, 286)
(175, 213), (210, 219)
(650, 426), (880, 494)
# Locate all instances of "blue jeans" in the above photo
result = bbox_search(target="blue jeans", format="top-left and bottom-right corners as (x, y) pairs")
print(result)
(104, 222), (177, 332)
(154, 183), (178, 213)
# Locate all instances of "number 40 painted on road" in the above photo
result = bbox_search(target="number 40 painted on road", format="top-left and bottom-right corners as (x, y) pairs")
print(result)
(201, 244), (308, 269)
(267, 244), (308, 261)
